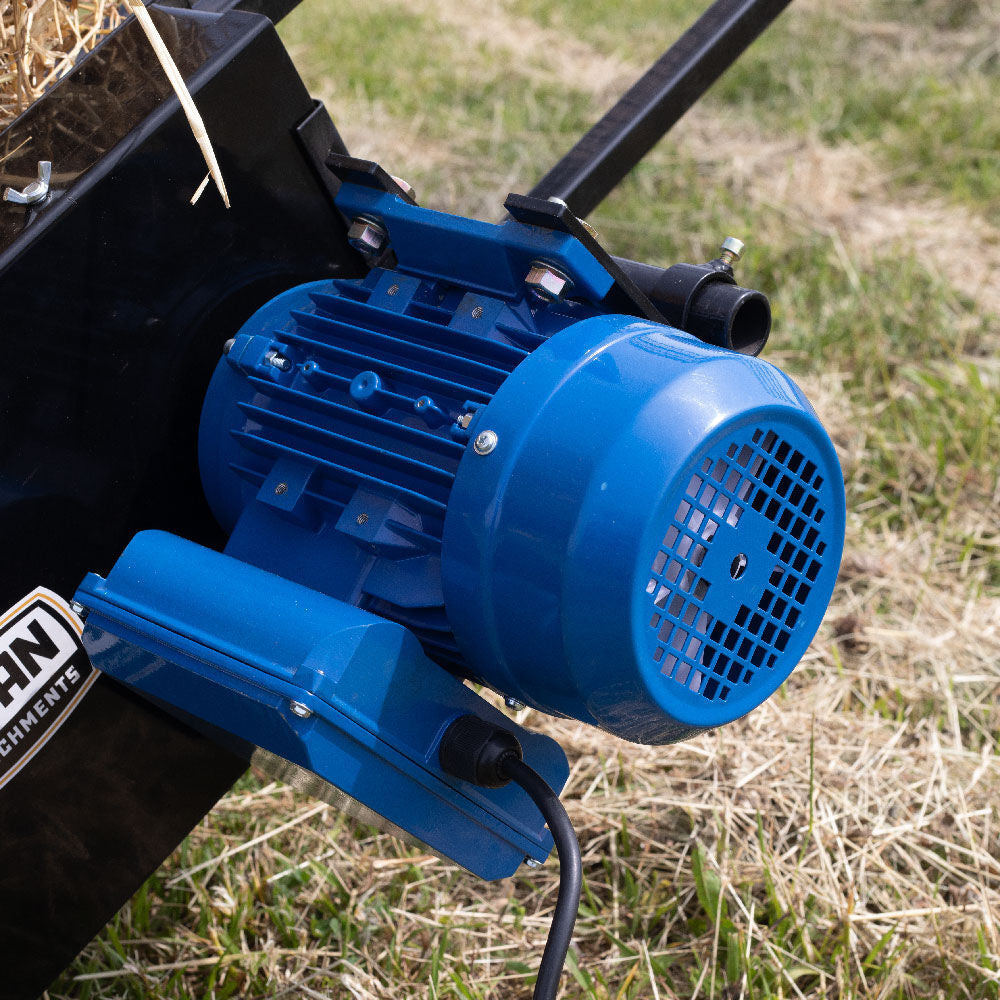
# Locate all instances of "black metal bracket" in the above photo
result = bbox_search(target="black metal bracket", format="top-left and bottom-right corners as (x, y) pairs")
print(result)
(324, 152), (418, 205)
(293, 99), (349, 204)
(504, 192), (665, 322)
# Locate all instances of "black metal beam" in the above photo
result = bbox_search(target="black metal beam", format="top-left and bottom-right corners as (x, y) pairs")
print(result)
(529, 0), (794, 217)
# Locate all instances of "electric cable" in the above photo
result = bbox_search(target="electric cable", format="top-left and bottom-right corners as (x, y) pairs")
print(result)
(499, 755), (583, 1000)
(437, 714), (583, 999)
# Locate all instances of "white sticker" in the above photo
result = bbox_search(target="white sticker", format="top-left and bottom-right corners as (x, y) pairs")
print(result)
(0, 588), (98, 790)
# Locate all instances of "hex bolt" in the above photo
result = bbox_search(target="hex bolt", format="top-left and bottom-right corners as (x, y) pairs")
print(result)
(456, 412), (474, 430)
(70, 601), (87, 619)
(3, 161), (52, 205)
(524, 857), (543, 869)
(348, 216), (388, 255)
(266, 351), (291, 372)
(289, 700), (312, 719)
(525, 261), (572, 303)
(474, 429), (498, 455)
(504, 696), (525, 711)
(719, 236), (745, 267)
(222, 338), (235, 355)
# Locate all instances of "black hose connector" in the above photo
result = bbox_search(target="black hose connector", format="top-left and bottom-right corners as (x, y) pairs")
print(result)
(614, 256), (771, 356)
(438, 714), (523, 788)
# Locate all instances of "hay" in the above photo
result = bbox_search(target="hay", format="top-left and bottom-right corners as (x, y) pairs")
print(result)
(1, 0), (229, 204)
(0, 0), (124, 126)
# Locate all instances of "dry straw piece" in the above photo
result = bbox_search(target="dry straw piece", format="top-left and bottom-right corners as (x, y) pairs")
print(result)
(1, 0), (125, 125)
(2, 0), (228, 205)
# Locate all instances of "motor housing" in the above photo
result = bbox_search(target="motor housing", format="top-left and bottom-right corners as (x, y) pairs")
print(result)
(75, 175), (845, 875)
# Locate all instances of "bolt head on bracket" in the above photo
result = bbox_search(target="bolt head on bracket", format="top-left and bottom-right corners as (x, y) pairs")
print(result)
(348, 216), (388, 255)
(525, 261), (572, 303)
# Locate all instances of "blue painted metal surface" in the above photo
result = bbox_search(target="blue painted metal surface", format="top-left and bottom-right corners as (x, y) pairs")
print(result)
(198, 183), (612, 670)
(442, 316), (846, 744)
(76, 531), (567, 880)
(75, 179), (844, 876)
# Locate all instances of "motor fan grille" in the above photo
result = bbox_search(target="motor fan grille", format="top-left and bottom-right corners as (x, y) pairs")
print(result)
(645, 425), (831, 708)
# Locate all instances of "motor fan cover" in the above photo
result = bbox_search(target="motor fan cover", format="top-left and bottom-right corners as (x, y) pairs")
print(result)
(442, 315), (845, 744)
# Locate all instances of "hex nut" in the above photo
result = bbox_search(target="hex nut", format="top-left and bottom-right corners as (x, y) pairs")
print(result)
(348, 217), (387, 254)
(525, 262), (572, 302)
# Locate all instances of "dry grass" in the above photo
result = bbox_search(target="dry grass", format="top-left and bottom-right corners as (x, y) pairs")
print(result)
(26, 0), (1000, 996)
(0, 0), (122, 124)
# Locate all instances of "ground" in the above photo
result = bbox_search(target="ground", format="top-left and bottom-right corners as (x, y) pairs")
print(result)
(41, 0), (1000, 996)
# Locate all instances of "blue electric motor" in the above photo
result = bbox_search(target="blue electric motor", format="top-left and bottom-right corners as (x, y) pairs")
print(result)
(75, 174), (844, 878)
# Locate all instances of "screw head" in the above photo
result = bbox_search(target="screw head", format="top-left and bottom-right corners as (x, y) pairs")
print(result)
(289, 700), (312, 719)
(525, 262), (572, 303)
(348, 216), (387, 255)
(474, 430), (498, 455)
(730, 553), (748, 580)
(720, 236), (745, 262)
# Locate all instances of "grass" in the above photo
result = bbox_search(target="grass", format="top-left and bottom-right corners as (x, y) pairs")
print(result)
(45, 0), (1000, 997)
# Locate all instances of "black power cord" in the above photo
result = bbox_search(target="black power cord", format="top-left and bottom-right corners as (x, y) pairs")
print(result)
(439, 715), (582, 1000)
(499, 755), (583, 1000)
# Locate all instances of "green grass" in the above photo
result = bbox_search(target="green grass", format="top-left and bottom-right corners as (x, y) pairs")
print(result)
(510, 0), (1000, 215)
(713, 16), (1000, 214)
(280, 3), (599, 153)
(46, 1), (1000, 998)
